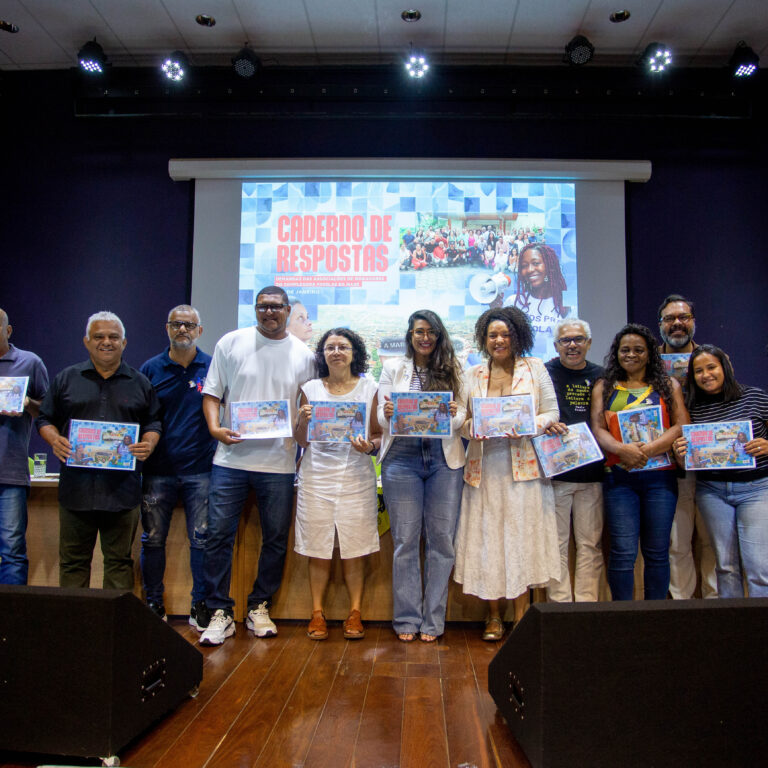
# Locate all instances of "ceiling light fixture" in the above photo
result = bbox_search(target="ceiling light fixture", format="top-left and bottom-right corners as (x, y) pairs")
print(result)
(0, 19), (20, 33)
(78, 39), (107, 74)
(564, 35), (594, 65)
(405, 48), (429, 78)
(232, 44), (261, 79)
(609, 10), (631, 23)
(401, 10), (422, 22)
(162, 51), (189, 82)
(729, 41), (759, 78)
(641, 42), (672, 74)
(195, 14), (216, 27)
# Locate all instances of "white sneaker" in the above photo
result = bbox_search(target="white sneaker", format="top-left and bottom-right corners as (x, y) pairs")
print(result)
(199, 609), (235, 646)
(246, 601), (277, 637)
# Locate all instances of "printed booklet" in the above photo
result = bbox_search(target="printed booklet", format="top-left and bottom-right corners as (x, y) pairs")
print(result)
(682, 421), (756, 471)
(0, 376), (29, 413)
(230, 399), (292, 439)
(67, 420), (140, 471)
(615, 405), (673, 471)
(661, 353), (691, 385)
(532, 422), (604, 478)
(308, 400), (367, 443)
(390, 391), (452, 438)
(472, 394), (536, 438)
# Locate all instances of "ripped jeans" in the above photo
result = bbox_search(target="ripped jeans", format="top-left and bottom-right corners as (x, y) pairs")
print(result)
(140, 472), (210, 604)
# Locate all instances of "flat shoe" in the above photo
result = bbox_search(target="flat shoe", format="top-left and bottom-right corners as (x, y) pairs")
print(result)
(420, 633), (438, 643)
(482, 617), (504, 642)
(343, 609), (365, 639)
(397, 632), (415, 642)
(307, 609), (328, 640)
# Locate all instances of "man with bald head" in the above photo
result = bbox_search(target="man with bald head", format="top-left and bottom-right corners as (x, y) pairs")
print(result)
(0, 308), (49, 584)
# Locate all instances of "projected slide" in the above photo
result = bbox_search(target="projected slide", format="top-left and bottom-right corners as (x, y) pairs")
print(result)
(239, 179), (576, 377)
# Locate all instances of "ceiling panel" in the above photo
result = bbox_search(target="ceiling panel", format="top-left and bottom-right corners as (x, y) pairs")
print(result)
(508, 0), (592, 53)
(304, 0), (379, 51)
(376, 0), (448, 50)
(234, 0), (316, 53)
(443, 0), (519, 52)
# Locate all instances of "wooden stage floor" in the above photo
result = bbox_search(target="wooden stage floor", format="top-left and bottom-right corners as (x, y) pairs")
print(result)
(0, 618), (530, 768)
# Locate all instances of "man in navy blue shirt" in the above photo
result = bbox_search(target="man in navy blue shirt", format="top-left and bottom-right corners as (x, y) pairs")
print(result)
(139, 305), (216, 630)
(0, 308), (49, 584)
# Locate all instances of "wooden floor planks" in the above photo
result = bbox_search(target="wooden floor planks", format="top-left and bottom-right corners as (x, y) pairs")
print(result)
(0, 619), (530, 768)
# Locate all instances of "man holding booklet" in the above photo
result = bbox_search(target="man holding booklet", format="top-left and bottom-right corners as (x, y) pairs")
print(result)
(198, 286), (314, 646)
(0, 308), (49, 585)
(37, 311), (161, 589)
(544, 318), (605, 602)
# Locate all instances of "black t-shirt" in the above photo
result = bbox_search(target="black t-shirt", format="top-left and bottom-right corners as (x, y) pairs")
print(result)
(544, 357), (605, 483)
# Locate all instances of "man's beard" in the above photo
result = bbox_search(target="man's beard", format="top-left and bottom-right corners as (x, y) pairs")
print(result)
(660, 322), (695, 350)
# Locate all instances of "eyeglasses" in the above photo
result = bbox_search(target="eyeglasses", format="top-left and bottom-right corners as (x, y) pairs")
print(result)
(323, 344), (353, 353)
(660, 313), (693, 324)
(256, 303), (288, 313)
(412, 329), (438, 339)
(556, 335), (587, 346)
(168, 321), (199, 331)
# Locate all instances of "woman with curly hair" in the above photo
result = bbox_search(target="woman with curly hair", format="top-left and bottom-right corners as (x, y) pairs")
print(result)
(294, 328), (381, 640)
(454, 306), (560, 640)
(590, 323), (688, 600)
(378, 310), (466, 642)
(506, 243), (569, 320)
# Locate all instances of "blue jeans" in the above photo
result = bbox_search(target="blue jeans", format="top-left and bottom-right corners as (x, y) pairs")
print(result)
(0, 484), (28, 585)
(696, 476), (768, 598)
(204, 465), (295, 612)
(382, 438), (463, 636)
(140, 472), (210, 604)
(603, 467), (678, 600)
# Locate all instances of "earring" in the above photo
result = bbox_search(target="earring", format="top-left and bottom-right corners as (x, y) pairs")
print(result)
(544, 275), (549, 283)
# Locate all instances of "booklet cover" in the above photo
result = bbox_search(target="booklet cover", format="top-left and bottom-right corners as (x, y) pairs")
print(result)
(661, 353), (691, 385)
(67, 420), (140, 471)
(532, 422), (604, 478)
(615, 405), (673, 471)
(390, 391), (452, 438)
(0, 376), (29, 413)
(683, 421), (756, 471)
(230, 399), (292, 439)
(472, 394), (536, 438)
(308, 400), (367, 443)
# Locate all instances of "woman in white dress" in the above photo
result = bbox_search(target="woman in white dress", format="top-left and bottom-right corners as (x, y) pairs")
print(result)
(454, 306), (560, 641)
(294, 328), (381, 641)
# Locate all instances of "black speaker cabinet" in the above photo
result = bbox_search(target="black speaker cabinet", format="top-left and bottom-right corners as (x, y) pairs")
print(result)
(0, 586), (203, 760)
(488, 599), (768, 768)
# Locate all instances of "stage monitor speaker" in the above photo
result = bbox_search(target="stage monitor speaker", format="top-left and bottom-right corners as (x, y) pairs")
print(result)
(488, 599), (768, 768)
(0, 586), (203, 760)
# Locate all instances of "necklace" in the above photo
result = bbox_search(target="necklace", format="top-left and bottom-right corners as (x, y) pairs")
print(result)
(325, 376), (356, 395)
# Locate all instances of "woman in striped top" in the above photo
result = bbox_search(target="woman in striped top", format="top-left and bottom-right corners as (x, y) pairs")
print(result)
(673, 345), (768, 597)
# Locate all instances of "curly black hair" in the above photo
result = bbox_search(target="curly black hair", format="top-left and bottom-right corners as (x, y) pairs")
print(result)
(686, 344), (743, 410)
(474, 306), (535, 358)
(601, 323), (673, 410)
(404, 309), (462, 396)
(314, 327), (369, 378)
(512, 244), (568, 318)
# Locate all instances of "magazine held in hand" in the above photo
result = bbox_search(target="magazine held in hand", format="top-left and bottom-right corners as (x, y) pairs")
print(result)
(67, 420), (140, 471)
(390, 391), (452, 437)
(308, 401), (367, 443)
(0, 376), (28, 413)
(532, 422), (604, 478)
(230, 399), (292, 439)
(682, 421), (756, 471)
(472, 394), (536, 438)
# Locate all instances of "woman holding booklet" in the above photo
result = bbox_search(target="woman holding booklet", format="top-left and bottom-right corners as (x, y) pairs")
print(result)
(454, 306), (560, 641)
(590, 324), (688, 601)
(378, 310), (466, 643)
(672, 345), (768, 597)
(294, 328), (381, 641)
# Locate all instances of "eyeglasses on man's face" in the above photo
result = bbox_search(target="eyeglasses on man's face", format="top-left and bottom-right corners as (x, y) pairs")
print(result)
(556, 335), (587, 346)
(660, 313), (693, 325)
(256, 303), (288, 314)
(168, 321), (199, 331)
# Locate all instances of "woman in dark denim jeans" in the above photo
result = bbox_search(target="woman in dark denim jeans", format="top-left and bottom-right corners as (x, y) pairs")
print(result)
(590, 324), (689, 600)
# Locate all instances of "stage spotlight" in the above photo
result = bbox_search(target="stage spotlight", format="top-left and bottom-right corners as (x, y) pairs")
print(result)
(0, 19), (20, 33)
(564, 35), (594, 65)
(729, 41), (759, 78)
(641, 42), (672, 73)
(232, 44), (261, 79)
(405, 50), (429, 78)
(78, 39), (107, 74)
(162, 51), (189, 82)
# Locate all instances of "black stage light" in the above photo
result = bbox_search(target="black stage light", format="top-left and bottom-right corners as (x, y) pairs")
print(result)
(564, 35), (594, 65)
(0, 19), (20, 33)
(232, 45), (261, 79)
(162, 51), (189, 82)
(729, 41), (759, 78)
(78, 39), (107, 74)
(640, 42), (672, 73)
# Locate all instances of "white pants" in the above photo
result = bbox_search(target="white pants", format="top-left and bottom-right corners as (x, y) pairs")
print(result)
(547, 481), (604, 602)
(669, 474), (718, 599)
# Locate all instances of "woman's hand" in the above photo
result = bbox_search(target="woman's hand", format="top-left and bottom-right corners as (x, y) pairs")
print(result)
(616, 442), (649, 469)
(298, 402), (313, 424)
(545, 421), (568, 436)
(383, 395), (394, 422)
(448, 400), (458, 417)
(745, 437), (768, 458)
(673, 436), (689, 460)
(350, 435), (376, 454)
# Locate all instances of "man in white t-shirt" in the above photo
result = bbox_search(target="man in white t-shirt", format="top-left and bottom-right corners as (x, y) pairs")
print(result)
(199, 286), (315, 646)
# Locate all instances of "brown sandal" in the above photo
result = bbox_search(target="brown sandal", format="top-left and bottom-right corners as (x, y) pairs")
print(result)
(307, 609), (328, 640)
(482, 617), (504, 642)
(343, 609), (365, 639)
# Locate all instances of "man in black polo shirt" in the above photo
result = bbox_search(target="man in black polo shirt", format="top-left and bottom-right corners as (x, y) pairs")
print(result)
(544, 318), (605, 602)
(38, 311), (161, 589)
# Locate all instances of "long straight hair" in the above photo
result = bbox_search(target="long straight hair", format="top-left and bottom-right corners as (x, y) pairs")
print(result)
(404, 310), (462, 396)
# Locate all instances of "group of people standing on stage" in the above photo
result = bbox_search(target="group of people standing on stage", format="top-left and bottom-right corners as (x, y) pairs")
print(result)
(1, 288), (766, 648)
